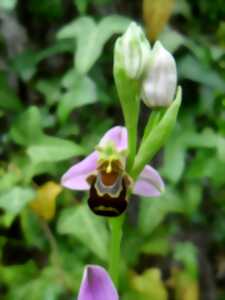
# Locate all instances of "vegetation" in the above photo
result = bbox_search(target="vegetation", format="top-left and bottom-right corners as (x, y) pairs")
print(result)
(0, 0), (224, 299)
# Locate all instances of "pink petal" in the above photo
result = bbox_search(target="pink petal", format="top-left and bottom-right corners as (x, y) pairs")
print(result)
(133, 165), (165, 197)
(99, 126), (128, 151)
(78, 265), (119, 300)
(61, 151), (98, 190)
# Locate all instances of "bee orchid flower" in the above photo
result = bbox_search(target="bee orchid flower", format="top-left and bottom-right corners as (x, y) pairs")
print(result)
(78, 265), (118, 300)
(61, 126), (164, 217)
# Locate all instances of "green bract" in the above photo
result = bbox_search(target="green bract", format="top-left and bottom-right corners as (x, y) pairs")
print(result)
(131, 87), (182, 179)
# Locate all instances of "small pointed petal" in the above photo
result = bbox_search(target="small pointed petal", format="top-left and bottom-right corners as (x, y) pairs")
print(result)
(133, 165), (165, 197)
(99, 126), (128, 151)
(78, 265), (119, 300)
(61, 152), (98, 190)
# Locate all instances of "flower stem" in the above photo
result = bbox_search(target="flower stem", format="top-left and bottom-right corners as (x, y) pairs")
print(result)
(126, 124), (137, 172)
(142, 110), (165, 143)
(108, 215), (124, 287)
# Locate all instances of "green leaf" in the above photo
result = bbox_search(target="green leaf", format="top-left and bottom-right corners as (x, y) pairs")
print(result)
(186, 152), (225, 186)
(161, 130), (186, 183)
(10, 106), (43, 146)
(57, 205), (109, 261)
(174, 242), (198, 279)
(0, 0), (17, 11)
(73, 0), (89, 14)
(58, 74), (97, 123)
(184, 128), (218, 148)
(174, 0), (191, 18)
(7, 267), (64, 300)
(0, 187), (35, 214)
(141, 229), (170, 256)
(0, 213), (17, 228)
(217, 135), (225, 162)
(160, 27), (187, 53)
(11, 50), (40, 81)
(11, 40), (73, 80)
(58, 15), (130, 73)
(178, 55), (225, 91)
(35, 78), (61, 106)
(20, 209), (46, 249)
(138, 189), (183, 235)
(75, 15), (130, 74)
(0, 261), (37, 287)
(0, 72), (22, 112)
(0, 169), (22, 193)
(132, 268), (168, 300)
(27, 135), (84, 163)
(182, 184), (202, 216)
(161, 127), (218, 183)
(57, 16), (95, 39)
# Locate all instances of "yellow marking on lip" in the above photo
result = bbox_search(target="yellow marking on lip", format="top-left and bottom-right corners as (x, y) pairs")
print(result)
(106, 162), (112, 173)
(94, 206), (119, 213)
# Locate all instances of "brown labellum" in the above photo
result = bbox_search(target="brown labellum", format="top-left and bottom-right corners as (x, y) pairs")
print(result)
(87, 160), (132, 217)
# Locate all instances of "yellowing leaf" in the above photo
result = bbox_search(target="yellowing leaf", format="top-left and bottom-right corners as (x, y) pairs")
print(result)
(132, 268), (168, 300)
(181, 281), (199, 300)
(30, 182), (62, 221)
(171, 267), (199, 300)
(143, 0), (175, 41)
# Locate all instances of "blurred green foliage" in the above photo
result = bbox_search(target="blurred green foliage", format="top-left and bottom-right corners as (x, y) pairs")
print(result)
(0, 0), (225, 299)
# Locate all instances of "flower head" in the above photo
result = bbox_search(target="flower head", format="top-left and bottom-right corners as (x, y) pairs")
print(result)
(61, 126), (164, 217)
(141, 41), (177, 108)
(78, 265), (118, 300)
(114, 22), (151, 79)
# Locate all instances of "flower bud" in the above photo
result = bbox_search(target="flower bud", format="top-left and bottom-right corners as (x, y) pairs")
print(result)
(114, 22), (151, 79)
(141, 41), (177, 107)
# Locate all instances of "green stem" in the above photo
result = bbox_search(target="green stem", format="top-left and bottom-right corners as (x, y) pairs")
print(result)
(113, 69), (140, 173)
(142, 110), (164, 143)
(130, 110), (164, 181)
(126, 116), (138, 173)
(108, 215), (124, 287)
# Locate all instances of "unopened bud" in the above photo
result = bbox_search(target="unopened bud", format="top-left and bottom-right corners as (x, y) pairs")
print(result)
(114, 22), (151, 79)
(141, 41), (177, 107)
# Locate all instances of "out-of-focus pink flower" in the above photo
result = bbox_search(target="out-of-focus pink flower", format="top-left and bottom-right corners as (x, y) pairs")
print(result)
(77, 265), (118, 300)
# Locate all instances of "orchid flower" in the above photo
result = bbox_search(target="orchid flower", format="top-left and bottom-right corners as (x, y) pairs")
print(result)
(61, 126), (164, 217)
(78, 265), (118, 300)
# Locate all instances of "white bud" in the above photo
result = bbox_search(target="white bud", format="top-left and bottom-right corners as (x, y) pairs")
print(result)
(141, 41), (177, 107)
(114, 22), (151, 79)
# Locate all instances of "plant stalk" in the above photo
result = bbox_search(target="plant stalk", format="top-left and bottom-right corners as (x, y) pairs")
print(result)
(108, 215), (124, 287)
